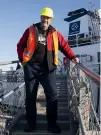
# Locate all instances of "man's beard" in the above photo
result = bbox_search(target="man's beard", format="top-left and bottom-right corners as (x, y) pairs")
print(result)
(40, 22), (49, 30)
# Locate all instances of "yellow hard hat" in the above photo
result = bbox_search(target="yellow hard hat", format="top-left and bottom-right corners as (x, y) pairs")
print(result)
(40, 7), (54, 18)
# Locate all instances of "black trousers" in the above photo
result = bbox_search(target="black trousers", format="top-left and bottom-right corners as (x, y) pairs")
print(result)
(23, 62), (58, 127)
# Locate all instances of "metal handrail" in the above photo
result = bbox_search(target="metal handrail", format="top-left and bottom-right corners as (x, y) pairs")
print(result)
(64, 32), (100, 47)
(74, 62), (100, 86)
(0, 60), (19, 66)
(0, 82), (25, 102)
(65, 35), (100, 42)
(66, 38), (100, 47)
(68, 61), (100, 134)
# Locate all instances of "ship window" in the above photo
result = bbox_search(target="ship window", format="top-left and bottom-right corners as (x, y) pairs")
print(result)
(97, 52), (100, 63)
(77, 33), (91, 46)
(68, 35), (76, 40)
(68, 35), (76, 47)
(88, 26), (92, 32)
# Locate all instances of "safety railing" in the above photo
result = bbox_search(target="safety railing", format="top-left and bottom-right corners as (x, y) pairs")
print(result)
(67, 60), (100, 135)
(65, 31), (100, 48)
(0, 63), (25, 134)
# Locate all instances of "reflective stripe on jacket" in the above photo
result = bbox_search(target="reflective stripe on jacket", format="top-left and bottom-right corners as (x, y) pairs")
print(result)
(23, 25), (58, 65)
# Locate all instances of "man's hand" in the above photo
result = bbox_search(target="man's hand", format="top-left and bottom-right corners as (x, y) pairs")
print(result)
(71, 57), (80, 63)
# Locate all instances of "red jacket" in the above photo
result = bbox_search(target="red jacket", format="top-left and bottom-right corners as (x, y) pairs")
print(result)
(17, 23), (76, 70)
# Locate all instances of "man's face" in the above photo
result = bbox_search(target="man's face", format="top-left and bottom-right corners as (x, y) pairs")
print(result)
(40, 15), (52, 30)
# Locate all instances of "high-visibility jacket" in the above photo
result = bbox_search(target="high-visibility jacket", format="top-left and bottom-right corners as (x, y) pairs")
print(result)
(17, 23), (76, 70)
(23, 25), (58, 65)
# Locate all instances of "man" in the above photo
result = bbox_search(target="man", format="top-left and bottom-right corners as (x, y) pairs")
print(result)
(17, 7), (79, 134)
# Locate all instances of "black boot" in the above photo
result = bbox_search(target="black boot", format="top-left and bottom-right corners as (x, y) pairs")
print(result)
(48, 124), (61, 134)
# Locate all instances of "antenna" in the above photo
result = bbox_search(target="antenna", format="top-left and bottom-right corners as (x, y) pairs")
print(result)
(88, 1), (100, 38)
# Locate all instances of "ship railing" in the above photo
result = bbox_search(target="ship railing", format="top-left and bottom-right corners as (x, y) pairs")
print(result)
(67, 59), (100, 135)
(65, 31), (100, 47)
(0, 61), (25, 134)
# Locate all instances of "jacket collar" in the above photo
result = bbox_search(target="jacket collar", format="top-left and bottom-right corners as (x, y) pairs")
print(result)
(33, 22), (56, 33)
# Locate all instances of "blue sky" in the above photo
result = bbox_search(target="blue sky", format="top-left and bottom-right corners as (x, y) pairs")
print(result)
(0, 0), (99, 66)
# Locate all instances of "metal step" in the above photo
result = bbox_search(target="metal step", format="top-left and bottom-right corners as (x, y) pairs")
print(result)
(20, 108), (69, 117)
(57, 95), (68, 98)
(35, 109), (69, 114)
(36, 105), (69, 111)
(57, 86), (67, 88)
(57, 109), (68, 113)
(58, 102), (68, 106)
(56, 83), (67, 85)
(36, 98), (68, 102)
(38, 95), (68, 99)
(56, 80), (67, 82)
(56, 82), (67, 84)
(57, 94), (68, 97)
(56, 78), (67, 80)
(12, 120), (70, 131)
(56, 84), (67, 85)
(19, 113), (69, 121)
(57, 88), (67, 90)
(57, 87), (67, 88)
(57, 91), (67, 93)
(12, 130), (70, 135)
